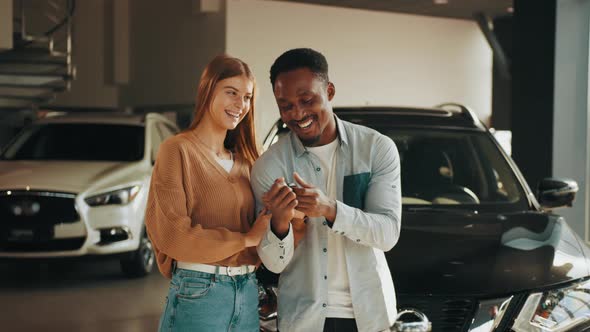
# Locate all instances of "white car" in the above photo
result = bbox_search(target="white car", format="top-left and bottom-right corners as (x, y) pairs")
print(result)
(0, 112), (179, 277)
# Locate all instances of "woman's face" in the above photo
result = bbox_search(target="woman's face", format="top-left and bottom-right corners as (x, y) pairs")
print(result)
(208, 75), (254, 131)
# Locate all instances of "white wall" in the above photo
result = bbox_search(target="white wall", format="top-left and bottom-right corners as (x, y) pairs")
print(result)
(226, 0), (493, 141)
(52, 0), (225, 109)
(553, 0), (590, 242)
(52, 0), (119, 108)
(121, 0), (226, 107)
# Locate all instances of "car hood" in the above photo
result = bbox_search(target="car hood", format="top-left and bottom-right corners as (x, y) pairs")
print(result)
(0, 160), (148, 194)
(388, 209), (590, 296)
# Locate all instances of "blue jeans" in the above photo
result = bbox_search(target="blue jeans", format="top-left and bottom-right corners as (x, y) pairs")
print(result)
(158, 268), (260, 332)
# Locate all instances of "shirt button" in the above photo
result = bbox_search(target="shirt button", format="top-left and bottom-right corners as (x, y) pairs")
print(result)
(316, 167), (321, 172)
(356, 239), (360, 242)
(323, 303), (327, 308)
(322, 221), (327, 226)
(324, 275), (327, 280)
(279, 256), (284, 259)
(323, 248), (327, 253)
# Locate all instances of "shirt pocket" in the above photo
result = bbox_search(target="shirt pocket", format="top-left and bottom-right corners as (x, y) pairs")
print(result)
(343, 172), (371, 209)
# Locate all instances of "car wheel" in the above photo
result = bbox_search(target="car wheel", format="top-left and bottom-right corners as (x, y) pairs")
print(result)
(120, 228), (154, 278)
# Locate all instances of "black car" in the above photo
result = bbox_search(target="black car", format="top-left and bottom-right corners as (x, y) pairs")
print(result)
(257, 104), (590, 332)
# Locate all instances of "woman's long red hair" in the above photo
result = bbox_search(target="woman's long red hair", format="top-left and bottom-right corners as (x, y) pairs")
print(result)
(187, 54), (259, 167)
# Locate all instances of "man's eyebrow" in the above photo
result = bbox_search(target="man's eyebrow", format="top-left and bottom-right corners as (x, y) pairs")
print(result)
(296, 89), (312, 95)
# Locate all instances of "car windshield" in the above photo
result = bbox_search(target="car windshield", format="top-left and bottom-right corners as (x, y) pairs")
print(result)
(380, 128), (527, 208)
(0, 123), (145, 162)
(269, 118), (529, 210)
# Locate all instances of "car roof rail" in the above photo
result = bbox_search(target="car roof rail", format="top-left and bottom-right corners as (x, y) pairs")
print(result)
(37, 110), (68, 119)
(435, 102), (480, 126)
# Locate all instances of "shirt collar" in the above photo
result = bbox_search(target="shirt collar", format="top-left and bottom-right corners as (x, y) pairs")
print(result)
(291, 115), (348, 158)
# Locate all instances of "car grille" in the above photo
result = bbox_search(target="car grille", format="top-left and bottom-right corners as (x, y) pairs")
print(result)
(0, 237), (86, 252)
(0, 190), (84, 252)
(0, 190), (79, 225)
(397, 295), (476, 331)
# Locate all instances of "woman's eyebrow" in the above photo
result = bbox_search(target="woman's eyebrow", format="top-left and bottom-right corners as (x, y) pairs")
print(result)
(222, 85), (252, 95)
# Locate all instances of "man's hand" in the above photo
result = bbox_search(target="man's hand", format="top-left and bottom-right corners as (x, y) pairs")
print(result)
(262, 178), (298, 238)
(292, 172), (337, 222)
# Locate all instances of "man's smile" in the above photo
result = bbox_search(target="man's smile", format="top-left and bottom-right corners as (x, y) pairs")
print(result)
(292, 116), (316, 131)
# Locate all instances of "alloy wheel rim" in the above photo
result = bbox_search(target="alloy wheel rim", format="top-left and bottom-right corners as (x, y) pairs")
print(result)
(140, 232), (154, 271)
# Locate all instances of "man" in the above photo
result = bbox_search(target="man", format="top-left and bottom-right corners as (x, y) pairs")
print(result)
(251, 48), (401, 332)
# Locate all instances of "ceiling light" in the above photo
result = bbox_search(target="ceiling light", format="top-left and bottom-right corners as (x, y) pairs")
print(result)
(507, 6), (514, 13)
(434, 0), (448, 4)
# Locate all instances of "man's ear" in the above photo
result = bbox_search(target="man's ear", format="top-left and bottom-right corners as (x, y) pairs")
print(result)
(327, 82), (336, 101)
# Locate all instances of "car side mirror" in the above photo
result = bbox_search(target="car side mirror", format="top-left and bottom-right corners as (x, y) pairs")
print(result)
(537, 178), (578, 210)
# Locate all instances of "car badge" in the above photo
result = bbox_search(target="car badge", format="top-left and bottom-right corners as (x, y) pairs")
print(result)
(11, 200), (41, 216)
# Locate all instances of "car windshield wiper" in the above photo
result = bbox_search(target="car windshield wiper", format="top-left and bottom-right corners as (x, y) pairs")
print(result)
(405, 206), (478, 214)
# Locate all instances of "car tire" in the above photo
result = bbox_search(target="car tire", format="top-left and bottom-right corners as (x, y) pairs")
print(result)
(120, 228), (154, 278)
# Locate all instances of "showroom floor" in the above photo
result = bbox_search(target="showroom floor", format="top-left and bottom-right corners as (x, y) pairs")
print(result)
(0, 259), (169, 331)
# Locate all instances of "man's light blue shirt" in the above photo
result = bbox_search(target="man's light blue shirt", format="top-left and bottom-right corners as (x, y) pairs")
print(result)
(251, 116), (402, 332)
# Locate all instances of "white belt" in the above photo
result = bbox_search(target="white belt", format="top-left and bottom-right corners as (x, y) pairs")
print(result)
(176, 262), (256, 276)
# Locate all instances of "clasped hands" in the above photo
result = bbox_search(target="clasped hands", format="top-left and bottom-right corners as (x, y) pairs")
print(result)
(262, 172), (337, 238)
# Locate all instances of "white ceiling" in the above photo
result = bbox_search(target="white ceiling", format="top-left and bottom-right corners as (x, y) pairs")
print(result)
(275, 0), (513, 20)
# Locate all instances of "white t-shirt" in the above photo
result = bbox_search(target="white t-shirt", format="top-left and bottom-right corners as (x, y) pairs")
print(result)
(216, 152), (234, 173)
(307, 139), (354, 319)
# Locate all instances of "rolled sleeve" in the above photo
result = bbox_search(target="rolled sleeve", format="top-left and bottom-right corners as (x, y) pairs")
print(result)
(331, 135), (401, 251)
(257, 223), (294, 273)
(332, 200), (400, 251)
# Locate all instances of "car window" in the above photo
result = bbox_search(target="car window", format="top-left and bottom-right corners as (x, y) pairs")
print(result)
(383, 129), (524, 206)
(263, 122), (290, 151)
(1, 123), (145, 161)
(264, 122), (527, 209)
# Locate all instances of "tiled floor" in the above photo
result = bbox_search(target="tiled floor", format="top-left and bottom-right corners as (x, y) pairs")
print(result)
(0, 259), (169, 332)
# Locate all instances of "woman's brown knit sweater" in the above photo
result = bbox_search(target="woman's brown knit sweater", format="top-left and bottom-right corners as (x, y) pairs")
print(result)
(145, 131), (259, 279)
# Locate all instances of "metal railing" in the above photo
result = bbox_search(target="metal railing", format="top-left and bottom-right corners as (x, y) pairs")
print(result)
(12, 0), (75, 58)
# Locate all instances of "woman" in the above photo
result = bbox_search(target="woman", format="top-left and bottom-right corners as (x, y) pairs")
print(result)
(145, 54), (270, 332)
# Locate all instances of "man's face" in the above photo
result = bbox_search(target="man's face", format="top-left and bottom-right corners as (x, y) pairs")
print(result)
(273, 68), (337, 147)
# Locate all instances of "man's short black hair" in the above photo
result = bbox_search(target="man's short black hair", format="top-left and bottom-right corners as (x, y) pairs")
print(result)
(270, 48), (329, 88)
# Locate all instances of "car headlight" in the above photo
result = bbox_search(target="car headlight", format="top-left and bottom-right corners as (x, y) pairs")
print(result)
(85, 186), (141, 206)
(512, 279), (590, 332)
(469, 296), (513, 332)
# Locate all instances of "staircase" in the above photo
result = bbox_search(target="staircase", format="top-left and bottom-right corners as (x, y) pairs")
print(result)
(0, 0), (76, 110)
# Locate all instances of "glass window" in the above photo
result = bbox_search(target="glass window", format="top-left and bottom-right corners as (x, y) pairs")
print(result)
(381, 128), (526, 207)
(1, 123), (145, 162)
(265, 120), (528, 210)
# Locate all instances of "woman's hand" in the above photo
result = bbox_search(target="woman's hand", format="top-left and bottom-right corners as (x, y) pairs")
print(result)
(245, 208), (271, 247)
